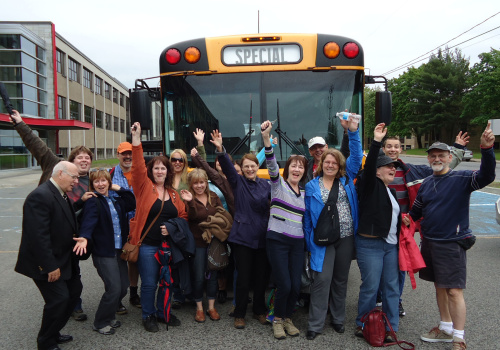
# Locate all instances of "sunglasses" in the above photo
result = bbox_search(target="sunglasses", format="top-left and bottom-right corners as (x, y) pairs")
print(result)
(90, 168), (108, 173)
(171, 157), (184, 163)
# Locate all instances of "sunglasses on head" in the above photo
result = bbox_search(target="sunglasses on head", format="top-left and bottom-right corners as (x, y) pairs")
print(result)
(90, 168), (107, 173)
(171, 157), (184, 163)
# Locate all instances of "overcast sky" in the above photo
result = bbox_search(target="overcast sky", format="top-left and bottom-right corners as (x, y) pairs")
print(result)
(8, 0), (500, 88)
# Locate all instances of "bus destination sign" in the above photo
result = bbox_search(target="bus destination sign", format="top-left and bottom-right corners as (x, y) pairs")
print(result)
(222, 44), (302, 66)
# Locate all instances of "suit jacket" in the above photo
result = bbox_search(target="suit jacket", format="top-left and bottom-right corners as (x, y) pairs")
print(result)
(15, 181), (78, 281)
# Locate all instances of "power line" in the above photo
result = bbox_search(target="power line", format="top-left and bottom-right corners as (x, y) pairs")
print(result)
(382, 24), (500, 76)
(381, 12), (500, 76)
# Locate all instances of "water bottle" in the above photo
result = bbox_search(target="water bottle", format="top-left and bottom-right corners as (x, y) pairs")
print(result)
(336, 111), (361, 120)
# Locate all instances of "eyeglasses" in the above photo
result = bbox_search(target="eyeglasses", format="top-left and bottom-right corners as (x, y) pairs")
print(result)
(289, 154), (307, 159)
(171, 157), (184, 163)
(63, 170), (79, 180)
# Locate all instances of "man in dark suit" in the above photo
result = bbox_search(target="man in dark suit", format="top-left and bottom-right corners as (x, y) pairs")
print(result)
(15, 161), (82, 350)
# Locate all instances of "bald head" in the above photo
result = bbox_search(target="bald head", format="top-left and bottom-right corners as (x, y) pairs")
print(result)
(52, 161), (79, 192)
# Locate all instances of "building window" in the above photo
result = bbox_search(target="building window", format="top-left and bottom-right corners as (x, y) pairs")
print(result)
(112, 88), (118, 104)
(83, 68), (92, 89)
(96, 110), (103, 128)
(120, 119), (125, 134)
(120, 93), (125, 107)
(105, 113), (112, 130)
(95, 76), (102, 95)
(56, 49), (65, 74)
(113, 116), (119, 131)
(68, 58), (79, 82)
(69, 100), (81, 120)
(105, 83), (111, 99)
(84, 105), (93, 124)
(58, 95), (66, 119)
(97, 148), (104, 159)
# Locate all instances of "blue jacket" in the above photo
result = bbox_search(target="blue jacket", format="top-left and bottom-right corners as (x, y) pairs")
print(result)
(304, 129), (362, 272)
(79, 189), (136, 257)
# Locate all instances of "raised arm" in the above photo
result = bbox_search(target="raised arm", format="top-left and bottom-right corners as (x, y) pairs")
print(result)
(359, 123), (387, 196)
(472, 122), (496, 189)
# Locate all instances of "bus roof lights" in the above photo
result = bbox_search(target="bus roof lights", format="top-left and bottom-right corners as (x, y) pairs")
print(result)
(241, 36), (281, 42)
(184, 47), (201, 64)
(166, 48), (181, 65)
(323, 42), (340, 59)
(343, 42), (359, 59)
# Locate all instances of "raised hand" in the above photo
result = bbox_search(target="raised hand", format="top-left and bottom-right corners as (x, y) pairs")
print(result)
(180, 189), (193, 202)
(210, 129), (223, 152)
(10, 109), (22, 125)
(480, 122), (495, 148)
(191, 147), (199, 158)
(348, 115), (360, 132)
(260, 121), (272, 136)
(455, 131), (470, 147)
(374, 123), (387, 142)
(131, 122), (141, 146)
(193, 128), (205, 146)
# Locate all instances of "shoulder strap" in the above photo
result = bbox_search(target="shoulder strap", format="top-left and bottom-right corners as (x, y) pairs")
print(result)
(325, 178), (340, 205)
(137, 190), (166, 245)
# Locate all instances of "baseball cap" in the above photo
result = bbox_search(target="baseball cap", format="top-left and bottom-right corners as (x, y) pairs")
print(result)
(376, 154), (399, 168)
(117, 142), (132, 154)
(308, 136), (326, 149)
(426, 142), (450, 153)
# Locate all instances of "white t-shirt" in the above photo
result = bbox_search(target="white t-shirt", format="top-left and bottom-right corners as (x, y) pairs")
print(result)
(384, 187), (400, 245)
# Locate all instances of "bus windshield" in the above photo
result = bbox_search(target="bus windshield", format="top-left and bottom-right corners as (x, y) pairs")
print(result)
(162, 69), (363, 164)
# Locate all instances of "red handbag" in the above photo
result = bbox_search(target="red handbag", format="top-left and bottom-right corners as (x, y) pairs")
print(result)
(361, 308), (414, 349)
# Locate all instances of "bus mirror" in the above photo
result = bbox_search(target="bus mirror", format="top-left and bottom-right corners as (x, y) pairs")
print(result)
(130, 89), (152, 130)
(375, 91), (392, 126)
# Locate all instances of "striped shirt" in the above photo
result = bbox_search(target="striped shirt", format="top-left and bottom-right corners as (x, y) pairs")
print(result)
(389, 166), (409, 214)
(265, 147), (305, 239)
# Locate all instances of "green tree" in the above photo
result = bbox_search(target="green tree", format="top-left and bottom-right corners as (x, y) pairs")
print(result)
(363, 86), (379, 139)
(463, 48), (500, 125)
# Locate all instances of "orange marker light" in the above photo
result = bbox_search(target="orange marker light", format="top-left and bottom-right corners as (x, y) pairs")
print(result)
(166, 49), (181, 65)
(184, 47), (201, 64)
(343, 42), (359, 59)
(323, 42), (340, 59)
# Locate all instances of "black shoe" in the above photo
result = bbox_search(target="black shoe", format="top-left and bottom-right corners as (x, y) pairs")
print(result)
(332, 323), (345, 333)
(110, 319), (121, 328)
(56, 334), (73, 344)
(71, 309), (87, 321)
(142, 315), (159, 333)
(47, 346), (62, 350)
(306, 330), (319, 340)
(171, 300), (182, 310)
(129, 294), (141, 308)
(158, 313), (181, 327)
(116, 302), (128, 315)
(355, 326), (364, 338)
(399, 302), (406, 317)
(217, 290), (227, 304)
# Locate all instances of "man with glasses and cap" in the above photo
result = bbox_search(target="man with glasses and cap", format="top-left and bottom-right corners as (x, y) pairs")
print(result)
(110, 142), (141, 309)
(403, 123), (496, 350)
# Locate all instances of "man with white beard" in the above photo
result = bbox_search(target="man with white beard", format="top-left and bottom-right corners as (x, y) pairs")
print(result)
(404, 123), (496, 350)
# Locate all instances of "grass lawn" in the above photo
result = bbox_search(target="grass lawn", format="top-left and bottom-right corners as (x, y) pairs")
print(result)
(403, 148), (500, 160)
(92, 158), (120, 169)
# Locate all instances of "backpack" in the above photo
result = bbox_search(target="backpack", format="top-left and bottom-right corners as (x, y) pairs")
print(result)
(207, 238), (230, 271)
(361, 308), (414, 349)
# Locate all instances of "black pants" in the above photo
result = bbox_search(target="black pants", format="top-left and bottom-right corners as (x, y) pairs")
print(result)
(232, 243), (270, 318)
(33, 273), (82, 350)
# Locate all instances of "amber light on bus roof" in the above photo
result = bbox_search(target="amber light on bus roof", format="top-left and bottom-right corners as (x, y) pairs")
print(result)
(166, 48), (181, 65)
(343, 42), (359, 59)
(323, 42), (340, 59)
(242, 36), (281, 42)
(184, 47), (201, 64)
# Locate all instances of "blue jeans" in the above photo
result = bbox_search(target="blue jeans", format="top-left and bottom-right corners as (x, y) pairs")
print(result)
(191, 246), (218, 302)
(355, 235), (399, 332)
(138, 243), (162, 319)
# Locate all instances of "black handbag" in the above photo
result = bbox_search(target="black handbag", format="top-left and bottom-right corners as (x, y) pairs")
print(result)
(313, 178), (341, 246)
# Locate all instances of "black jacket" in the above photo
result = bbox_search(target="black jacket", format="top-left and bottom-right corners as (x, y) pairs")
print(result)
(15, 181), (78, 280)
(357, 140), (401, 239)
(164, 217), (196, 296)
